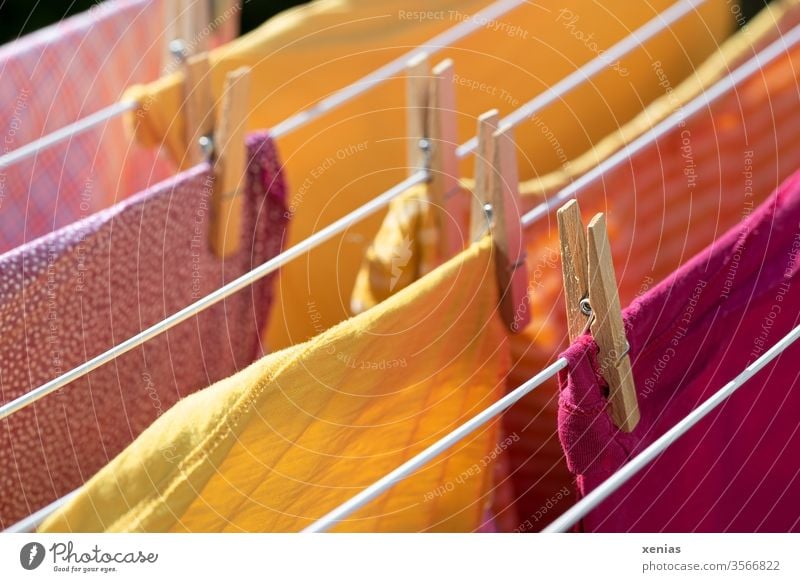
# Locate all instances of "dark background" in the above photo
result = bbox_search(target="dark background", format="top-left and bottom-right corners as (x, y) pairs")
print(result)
(0, 0), (305, 43)
(0, 0), (773, 44)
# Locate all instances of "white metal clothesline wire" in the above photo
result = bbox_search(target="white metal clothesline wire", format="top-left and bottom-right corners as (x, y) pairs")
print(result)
(0, 0), (705, 423)
(0, 101), (139, 170)
(0, 0), (527, 171)
(4, 354), (581, 534)
(0, 169), (425, 422)
(543, 322), (800, 533)
(4, 490), (81, 534)
(269, 0), (528, 138)
(301, 23), (800, 533)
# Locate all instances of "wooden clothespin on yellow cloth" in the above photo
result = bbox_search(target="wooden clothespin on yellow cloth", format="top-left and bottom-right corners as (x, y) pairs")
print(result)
(182, 53), (214, 166)
(469, 109), (499, 241)
(165, 0), (212, 68)
(468, 112), (530, 334)
(405, 54), (463, 260)
(213, 0), (242, 44)
(181, 52), (252, 258)
(557, 200), (640, 432)
(189, 0), (212, 53)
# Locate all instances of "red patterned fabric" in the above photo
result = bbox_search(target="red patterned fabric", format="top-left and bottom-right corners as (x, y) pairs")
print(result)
(0, 132), (289, 528)
(0, 0), (174, 254)
(558, 168), (800, 532)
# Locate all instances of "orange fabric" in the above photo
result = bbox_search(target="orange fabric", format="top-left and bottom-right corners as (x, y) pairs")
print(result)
(506, 0), (800, 528)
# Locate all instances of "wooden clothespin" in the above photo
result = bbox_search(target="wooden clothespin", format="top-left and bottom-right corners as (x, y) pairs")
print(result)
(182, 52), (214, 166)
(469, 109), (499, 241)
(557, 200), (640, 432)
(467, 116), (530, 333)
(209, 66), (251, 258)
(165, 1), (212, 71)
(163, 1), (179, 69)
(214, 0), (242, 44)
(181, 50), (251, 257)
(489, 124), (530, 334)
(405, 53), (429, 177)
(405, 55), (462, 259)
(182, 0), (211, 54)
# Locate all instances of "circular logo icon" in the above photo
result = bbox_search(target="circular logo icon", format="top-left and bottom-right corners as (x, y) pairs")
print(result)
(20, 542), (46, 570)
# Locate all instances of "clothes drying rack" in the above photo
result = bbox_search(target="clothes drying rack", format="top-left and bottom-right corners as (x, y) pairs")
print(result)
(0, 0), (710, 421)
(3, 0), (798, 534)
(303, 22), (800, 531)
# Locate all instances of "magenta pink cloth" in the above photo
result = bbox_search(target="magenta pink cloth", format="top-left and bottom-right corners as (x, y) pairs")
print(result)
(0, 132), (289, 528)
(0, 0), (174, 254)
(557, 169), (800, 532)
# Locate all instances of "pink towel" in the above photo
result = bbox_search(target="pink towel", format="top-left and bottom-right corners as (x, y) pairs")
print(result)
(0, 0), (174, 254)
(557, 168), (800, 532)
(0, 131), (289, 528)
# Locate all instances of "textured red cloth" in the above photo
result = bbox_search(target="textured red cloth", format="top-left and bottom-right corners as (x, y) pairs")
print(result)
(0, 132), (289, 528)
(0, 0), (174, 254)
(558, 168), (800, 532)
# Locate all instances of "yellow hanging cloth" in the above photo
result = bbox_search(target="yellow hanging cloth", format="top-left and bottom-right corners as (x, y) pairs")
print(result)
(40, 236), (510, 533)
(122, 0), (734, 351)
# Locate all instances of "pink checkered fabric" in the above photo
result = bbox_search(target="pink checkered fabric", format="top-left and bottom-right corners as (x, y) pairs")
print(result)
(0, 0), (174, 255)
(0, 131), (289, 527)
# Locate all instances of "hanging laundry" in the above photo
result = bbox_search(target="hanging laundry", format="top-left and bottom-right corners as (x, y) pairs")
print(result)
(346, 0), (800, 530)
(122, 0), (734, 352)
(0, 132), (288, 528)
(505, 0), (800, 529)
(38, 235), (510, 533)
(0, 0), (175, 254)
(348, 183), (520, 530)
(557, 167), (800, 532)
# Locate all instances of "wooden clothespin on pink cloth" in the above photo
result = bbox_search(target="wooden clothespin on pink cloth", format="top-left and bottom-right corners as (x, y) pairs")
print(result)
(181, 51), (252, 258)
(557, 200), (640, 431)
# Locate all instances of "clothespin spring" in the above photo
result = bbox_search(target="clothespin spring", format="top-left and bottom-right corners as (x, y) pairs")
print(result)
(470, 202), (492, 242)
(418, 138), (432, 183)
(198, 135), (214, 163)
(582, 280), (631, 370)
(576, 296), (630, 365)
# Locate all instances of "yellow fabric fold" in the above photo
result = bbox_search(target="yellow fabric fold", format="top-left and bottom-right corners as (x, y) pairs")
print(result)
(123, 0), (734, 350)
(349, 185), (442, 314)
(40, 236), (510, 533)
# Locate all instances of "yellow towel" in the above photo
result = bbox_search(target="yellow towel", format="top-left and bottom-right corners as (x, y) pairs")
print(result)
(40, 236), (510, 533)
